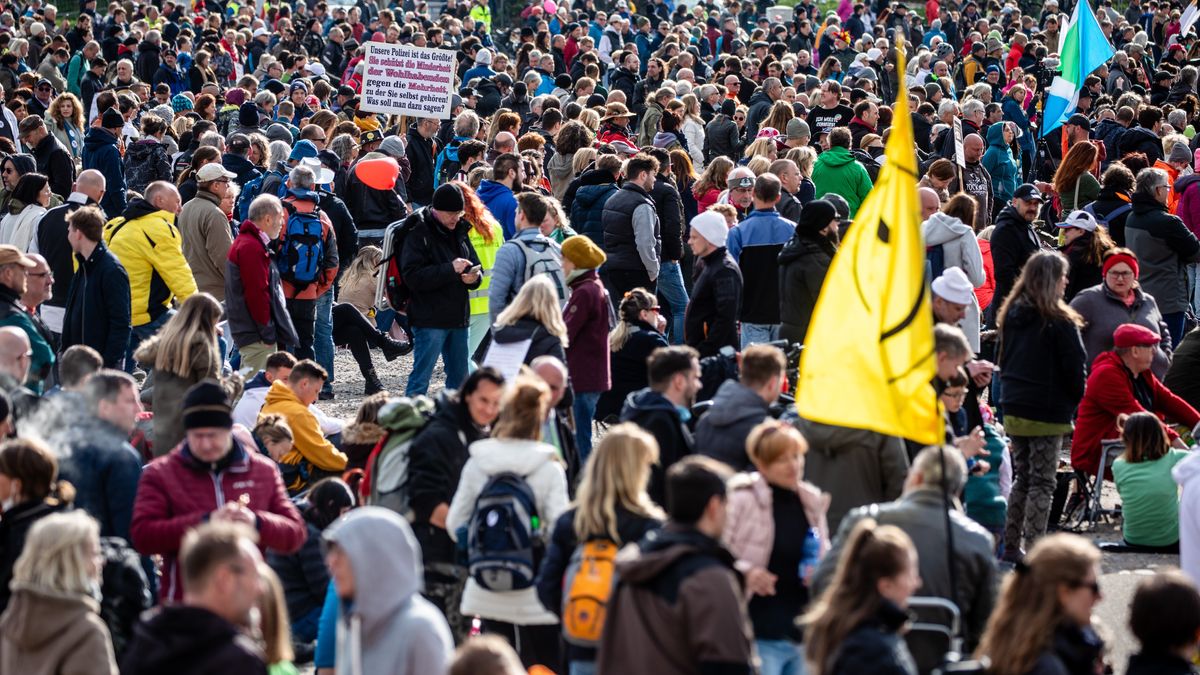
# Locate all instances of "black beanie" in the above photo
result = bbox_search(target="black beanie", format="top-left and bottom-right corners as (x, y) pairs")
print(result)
(239, 101), (260, 127)
(796, 199), (838, 238)
(182, 380), (233, 430)
(431, 183), (465, 212)
(101, 108), (124, 130)
(720, 98), (737, 117)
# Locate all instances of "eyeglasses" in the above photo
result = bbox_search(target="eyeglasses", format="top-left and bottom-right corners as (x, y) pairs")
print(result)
(1107, 269), (1134, 278)
(27, 271), (50, 278)
(942, 389), (968, 400)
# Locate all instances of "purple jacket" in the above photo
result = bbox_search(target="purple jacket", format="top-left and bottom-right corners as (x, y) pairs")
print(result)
(1175, 173), (1200, 238)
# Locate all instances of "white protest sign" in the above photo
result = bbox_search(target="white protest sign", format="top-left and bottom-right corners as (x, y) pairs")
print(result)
(361, 42), (455, 119)
(953, 117), (966, 169)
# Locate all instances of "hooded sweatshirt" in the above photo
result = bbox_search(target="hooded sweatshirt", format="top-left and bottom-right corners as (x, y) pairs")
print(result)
(923, 212), (987, 350)
(119, 605), (266, 675)
(694, 380), (770, 471)
(0, 585), (117, 675)
(981, 123), (1019, 205)
(1174, 451), (1200, 585)
(811, 145), (873, 217)
(325, 507), (454, 675)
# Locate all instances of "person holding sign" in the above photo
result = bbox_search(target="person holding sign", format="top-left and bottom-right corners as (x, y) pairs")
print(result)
(400, 183), (483, 396)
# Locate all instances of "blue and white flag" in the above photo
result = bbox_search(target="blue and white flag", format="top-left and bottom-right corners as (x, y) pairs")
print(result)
(1041, 0), (1115, 137)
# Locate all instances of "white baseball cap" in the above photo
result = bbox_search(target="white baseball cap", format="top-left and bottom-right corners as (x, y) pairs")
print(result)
(1057, 209), (1099, 232)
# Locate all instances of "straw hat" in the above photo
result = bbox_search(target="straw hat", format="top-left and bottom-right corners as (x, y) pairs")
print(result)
(600, 102), (635, 122)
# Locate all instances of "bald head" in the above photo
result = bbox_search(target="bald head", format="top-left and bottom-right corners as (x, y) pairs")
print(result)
(530, 355), (567, 407)
(0, 326), (31, 383)
(919, 187), (941, 220)
(964, 133), (984, 164)
(494, 131), (517, 152)
(74, 169), (106, 203)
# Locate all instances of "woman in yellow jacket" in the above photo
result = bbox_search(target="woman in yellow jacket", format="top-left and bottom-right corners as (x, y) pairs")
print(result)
(462, 181), (504, 360)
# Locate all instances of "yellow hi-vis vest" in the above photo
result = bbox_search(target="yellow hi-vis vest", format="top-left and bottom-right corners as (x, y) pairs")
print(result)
(468, 221), (504, 315)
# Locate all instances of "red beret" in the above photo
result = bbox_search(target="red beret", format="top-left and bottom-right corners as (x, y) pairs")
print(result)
(1113, 323), (1161, 348)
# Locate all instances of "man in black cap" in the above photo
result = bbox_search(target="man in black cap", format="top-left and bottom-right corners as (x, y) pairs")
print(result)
(26, 79), (55, 119)
(83, 108), (128, 218)
(991, 183), (1047, 312)
(398, 183), (482, 396)
(129, 379), (305, 604)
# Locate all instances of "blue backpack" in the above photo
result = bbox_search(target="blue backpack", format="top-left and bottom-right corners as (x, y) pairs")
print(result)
(277, 202), (326, 286)
(236, 169), (286, 222)
(466, 472), (542, 591)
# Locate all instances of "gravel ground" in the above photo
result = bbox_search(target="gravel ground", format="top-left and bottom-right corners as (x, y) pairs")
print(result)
(311, 346), (445, 420)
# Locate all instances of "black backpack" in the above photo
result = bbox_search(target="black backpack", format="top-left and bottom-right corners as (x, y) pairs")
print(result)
(99, 537), (152, 658)
(466, 472), (542, 591)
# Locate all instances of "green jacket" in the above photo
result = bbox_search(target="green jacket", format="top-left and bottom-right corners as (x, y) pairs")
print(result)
(0, 285), (54, 393)
(964, 423), (1007, 529)
(811, 145), (873, 217)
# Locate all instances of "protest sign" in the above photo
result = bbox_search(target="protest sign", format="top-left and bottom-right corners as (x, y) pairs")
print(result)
(361, 42), (455, 119)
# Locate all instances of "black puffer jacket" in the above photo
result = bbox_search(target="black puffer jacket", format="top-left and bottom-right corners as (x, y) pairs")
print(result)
(621, 388), (695, 506)
(998, 299), (1088, 424)
(398, 208), (481, 329)
(596, 320), (669, 421)
(1117, 126), (1165, 163)
(989, 205), (1041, 312)
(652, 175), (685, 262)
(778, 232), (835, 344)
(345, 160), (404, 242)
(407, 393), (487, 563)
(704, 114), (742, 163)
(123, 140), (172, 195)
(685, 247), (743, 358)
(827, 601), (918, 675)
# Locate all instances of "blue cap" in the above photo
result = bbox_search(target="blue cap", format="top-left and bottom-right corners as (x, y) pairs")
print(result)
(289, 140), (319, 162)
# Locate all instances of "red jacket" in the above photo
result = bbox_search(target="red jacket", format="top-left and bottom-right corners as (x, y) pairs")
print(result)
(564, 269), (612, 394)
(1071, 350), (1200, 475)
(130, 440), (306, 601)
(975, 239), (995, 311)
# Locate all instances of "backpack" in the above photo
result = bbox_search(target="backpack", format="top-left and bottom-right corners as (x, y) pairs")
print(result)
(511, 237), (567, 303)
(277, 200), (327, 286)
(466, 471), (542, 591)
(1082, 201), (1132, 230)
(434, 140), (463, 189)
(562, 539), (620, 647)
(99, 536), (152, 658)
(364, 396), (435, 519)
(926, 244), (946, 283)
(376, 215), (422, 313)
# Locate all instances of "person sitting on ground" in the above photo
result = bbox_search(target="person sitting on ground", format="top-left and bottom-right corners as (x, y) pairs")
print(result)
(448, 635), (527, 675)
(260, 360), (348, 494)
(1072, 324), (1200, 478)
(253, 413), (293, 465)
(1125, 570), (1200, 675)
(694, 344), (787, 471)
(339, 392), (389, 472)
(1112, 411), (1189, 552)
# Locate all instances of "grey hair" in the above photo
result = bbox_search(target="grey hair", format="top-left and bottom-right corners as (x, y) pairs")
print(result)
(254, 91), (277, 109)
(84, 369), (137, 412)
(962, 99), (985, 117)
(267, 140), (291, 168)
(1169, 109), (1188, 130)
(198, 131), (225, 151)
(934, 323), (971, 359)
(1135, 166), (1170, 198)
(937, 99), (960, 118)
(911, 445), (968, 494)
(328, 135), (356, 165)
(248, 194), (283, 222)
(454, 111), (481, 138)
(289, 164), (317, 190)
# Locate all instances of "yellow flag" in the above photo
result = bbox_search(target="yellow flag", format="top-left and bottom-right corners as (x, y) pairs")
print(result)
(795, 42), (942, 446)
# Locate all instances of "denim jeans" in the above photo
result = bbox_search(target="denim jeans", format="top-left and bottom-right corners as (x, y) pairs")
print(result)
(407, 326), (468, 396)
(125, 309), (175, 373)
(756, 639), (806, 675)
(741, 322), (780, 348)
(1163, 311), (1187, 349)
(569, 661), (597, 675)
(315, 288), (334, 394)
(376, 307), (395, 332)
(573, 390), (601, 463)
(657, 261), (689, 344)
(467, 312), (491, 373)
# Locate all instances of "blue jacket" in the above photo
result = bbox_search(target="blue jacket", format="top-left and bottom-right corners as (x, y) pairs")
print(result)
(152, 63), (187, 96)
(726, 207), (796, 262)
(462, 65), (496, 83)
(61, 240), (131, 368)
(571, 181), (618, 244)
(982, 123), (1020, 206)
(82, 126), (126, 218)
(478, 179), (517, 239)
(57, 417), (142, 541)
(1001, 97), (1034, 157)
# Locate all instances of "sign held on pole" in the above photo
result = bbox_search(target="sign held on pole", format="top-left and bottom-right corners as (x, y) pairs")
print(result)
(360, 42), (456, 119)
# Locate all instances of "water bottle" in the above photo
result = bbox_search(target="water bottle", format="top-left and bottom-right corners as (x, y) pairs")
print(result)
(799, 527), (821, 585)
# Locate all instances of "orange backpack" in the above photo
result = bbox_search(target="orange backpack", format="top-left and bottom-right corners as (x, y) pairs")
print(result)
(561, 539), (619, 647)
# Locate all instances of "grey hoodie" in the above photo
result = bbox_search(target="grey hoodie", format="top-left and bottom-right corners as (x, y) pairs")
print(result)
(694, 380), (770, 471)
(326, 507), (454, 675)
(922, 212), (986, 350)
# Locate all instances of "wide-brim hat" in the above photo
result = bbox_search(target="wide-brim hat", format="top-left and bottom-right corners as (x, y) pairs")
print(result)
(600, 102), (635, 121)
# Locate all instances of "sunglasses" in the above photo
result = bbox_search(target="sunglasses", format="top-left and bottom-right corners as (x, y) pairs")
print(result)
(1069, 579), (1102, 596)
(734, 115), (745, 121)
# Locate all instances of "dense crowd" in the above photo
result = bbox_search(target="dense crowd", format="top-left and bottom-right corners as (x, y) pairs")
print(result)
(7, 0), (1200, 673)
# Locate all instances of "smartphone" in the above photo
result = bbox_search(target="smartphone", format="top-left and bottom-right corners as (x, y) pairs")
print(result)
(469, 265), (482, 276)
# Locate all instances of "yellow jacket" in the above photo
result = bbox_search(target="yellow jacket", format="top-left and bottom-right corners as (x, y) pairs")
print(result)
(103, 201), (197, 327)
(261, 380), (348, 473)
(468, 221), (504, 316)
(469, 3), (492, 30)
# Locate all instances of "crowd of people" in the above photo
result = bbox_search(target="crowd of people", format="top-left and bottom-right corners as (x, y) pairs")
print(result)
(4, 0), (1200, 672)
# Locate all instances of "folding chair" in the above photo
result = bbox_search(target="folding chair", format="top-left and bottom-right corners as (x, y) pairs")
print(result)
(1062, 440), (1124, 532)
(905, 597), (963, 675)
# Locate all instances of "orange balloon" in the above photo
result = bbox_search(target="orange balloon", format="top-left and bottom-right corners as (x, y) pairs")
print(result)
(354, 157), (400, 190)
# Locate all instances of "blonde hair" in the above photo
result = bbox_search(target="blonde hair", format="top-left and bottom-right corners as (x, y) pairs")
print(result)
(341, 245), (383, 298)
(743, 137), (778, 160)
(257, 564), (294, 665)
(572, 148), (598, 177)
(746, 155), (772, 176)
(254, 412), (293, 444)
(788, 146), (817, 177)
(149, 292), (223, 378)
(495, 275), (569, 348)
(573, 423), (665, 542)
(578, 108), (600, 131)
(12, 511), (100, 596)
(976, 534), (1101, 675)
(746, 419), (808, 468)
(803, 520), (917, 675)
(491, 374), (550, 441)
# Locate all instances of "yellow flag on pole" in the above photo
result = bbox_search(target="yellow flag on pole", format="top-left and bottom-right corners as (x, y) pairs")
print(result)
(795, 42), (942, 446)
